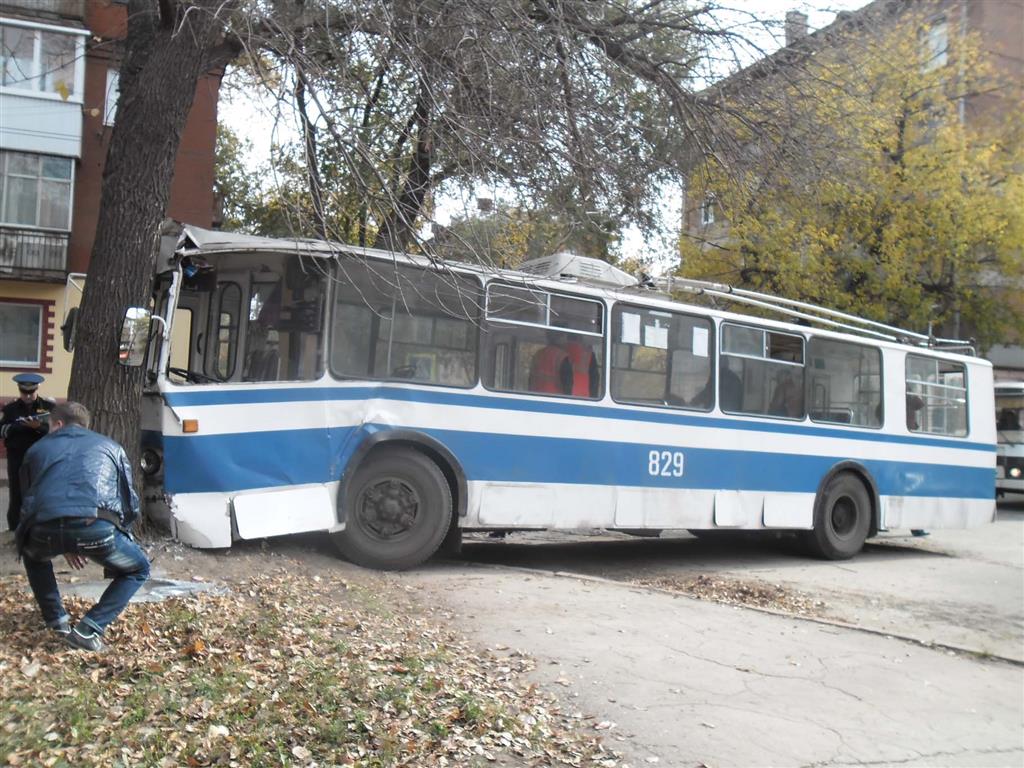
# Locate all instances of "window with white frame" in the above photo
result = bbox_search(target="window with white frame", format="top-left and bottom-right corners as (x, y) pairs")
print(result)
(905, 354), (967, 436)
(482, 283), (604, 398)
(104, 68), (120, 126)
(700, 194), (716, 226)
(0, 151), (74, 230)
(922, 17), (948, 71)
(0, 23), (80, 98)
(0, 302), (43, 367)
(720, 323), (805, 418)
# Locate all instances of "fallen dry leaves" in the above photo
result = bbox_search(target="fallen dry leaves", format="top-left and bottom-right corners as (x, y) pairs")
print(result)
(0, 568), (618, 767)
(633, 573), (830, 617)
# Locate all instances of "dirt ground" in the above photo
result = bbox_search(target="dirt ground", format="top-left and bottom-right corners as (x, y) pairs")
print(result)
(3, 508), (1021, 768)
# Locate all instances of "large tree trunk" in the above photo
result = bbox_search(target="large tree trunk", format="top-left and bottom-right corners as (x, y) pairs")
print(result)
(68, 0), (232, 507)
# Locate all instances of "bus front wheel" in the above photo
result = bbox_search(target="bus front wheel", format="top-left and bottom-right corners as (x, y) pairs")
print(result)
(804, 472), (871, 560)
(332, 448), (453, 570)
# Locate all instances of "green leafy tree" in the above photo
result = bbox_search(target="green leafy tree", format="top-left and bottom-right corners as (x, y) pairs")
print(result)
(215, 124), (268, 232)
(433, 202), (622, 268)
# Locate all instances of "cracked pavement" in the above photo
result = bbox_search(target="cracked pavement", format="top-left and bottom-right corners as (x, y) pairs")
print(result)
(404, 502), (1024, 767)
(407, 567), (1021, 767)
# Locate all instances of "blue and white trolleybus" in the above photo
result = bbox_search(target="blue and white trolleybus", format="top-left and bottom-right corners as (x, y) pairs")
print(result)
(118, 225), (996, 569)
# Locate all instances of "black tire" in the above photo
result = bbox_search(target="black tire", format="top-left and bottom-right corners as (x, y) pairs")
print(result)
(804, 472), (871, 560)
(616, 529), (663, 538)
(332, 448), (452, 570)
(687, 528), (734, 539)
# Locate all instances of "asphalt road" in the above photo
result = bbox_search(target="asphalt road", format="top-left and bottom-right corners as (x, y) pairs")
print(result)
(448, 502), (1024, 663)
(403, 501), (1024, 767)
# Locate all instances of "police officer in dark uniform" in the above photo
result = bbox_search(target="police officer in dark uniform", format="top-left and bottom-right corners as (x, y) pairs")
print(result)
(1, 373), (55, 531)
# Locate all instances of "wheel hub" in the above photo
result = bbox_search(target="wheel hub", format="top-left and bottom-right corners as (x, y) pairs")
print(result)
(358, 478), (419, 538)
(831, 496), (856, 538)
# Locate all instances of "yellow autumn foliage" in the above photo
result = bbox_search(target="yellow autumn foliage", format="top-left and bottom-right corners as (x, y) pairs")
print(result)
(680, 6), (1023, 348)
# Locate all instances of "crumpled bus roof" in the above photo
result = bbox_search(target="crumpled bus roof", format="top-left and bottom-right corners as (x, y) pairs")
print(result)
(175, 224), (394, 261)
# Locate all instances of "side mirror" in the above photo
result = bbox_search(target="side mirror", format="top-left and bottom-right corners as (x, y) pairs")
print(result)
(118, 307), (151, 367)
(61, 306), (78, 352)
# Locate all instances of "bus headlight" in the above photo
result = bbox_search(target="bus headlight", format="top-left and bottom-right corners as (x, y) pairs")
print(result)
(1011, 467), (1022, 479)
(141, 448), (163, 477)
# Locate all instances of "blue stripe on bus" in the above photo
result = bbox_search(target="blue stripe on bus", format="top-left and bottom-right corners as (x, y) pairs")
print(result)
(161, 385), (995, 454)
(162, 424), (994, 500)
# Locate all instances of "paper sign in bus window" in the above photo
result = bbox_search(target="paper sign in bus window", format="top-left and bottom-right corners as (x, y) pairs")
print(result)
(693, 327), (709, 357)
(644, 322), (668, 350)
(621, 313), (641, 344)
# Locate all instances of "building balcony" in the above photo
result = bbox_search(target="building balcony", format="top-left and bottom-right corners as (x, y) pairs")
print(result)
(0, 0), (85, 20)
(0, 226), (68, 282)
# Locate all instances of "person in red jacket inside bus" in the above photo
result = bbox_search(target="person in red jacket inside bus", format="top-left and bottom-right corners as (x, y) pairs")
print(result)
(529, 329), (599, 397)
(563, 339), (599, 398)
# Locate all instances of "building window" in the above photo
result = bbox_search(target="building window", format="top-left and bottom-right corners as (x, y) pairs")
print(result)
(922, 17), (948, 71)
(0, 301), (43, 367)
(104, 68), (120, 126)
(0, 23), (81, 99)
(700, 195), (716, 226)
(0, 151), (74, 230)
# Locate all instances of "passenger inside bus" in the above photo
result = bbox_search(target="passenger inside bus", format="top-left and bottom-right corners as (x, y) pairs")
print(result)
(529, 329), (598, 397)
(690, 365), (743, 410)
(769, 371), (804, 417)
(906, 394), (925, 431)
(529, 330), (574, 395)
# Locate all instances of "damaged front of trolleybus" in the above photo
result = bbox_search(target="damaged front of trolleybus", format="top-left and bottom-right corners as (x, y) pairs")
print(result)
(122, 224), (347, 550)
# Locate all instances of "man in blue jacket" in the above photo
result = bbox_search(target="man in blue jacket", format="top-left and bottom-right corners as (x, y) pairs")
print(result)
(16, 401), (149, 651)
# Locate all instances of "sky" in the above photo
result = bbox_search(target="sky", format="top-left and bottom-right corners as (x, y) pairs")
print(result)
(220, 1), (871, 268)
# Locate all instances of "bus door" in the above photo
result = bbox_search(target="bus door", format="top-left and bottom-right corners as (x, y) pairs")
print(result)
(202, 272), (249, 383)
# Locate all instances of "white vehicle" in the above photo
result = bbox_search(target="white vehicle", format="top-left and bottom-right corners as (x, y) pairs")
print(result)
(995, 381), (1024, 497)
(115, 225), (996, 569)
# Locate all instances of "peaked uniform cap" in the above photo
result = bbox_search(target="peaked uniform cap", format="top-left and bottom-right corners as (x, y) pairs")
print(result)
(13, 373), (45, 390)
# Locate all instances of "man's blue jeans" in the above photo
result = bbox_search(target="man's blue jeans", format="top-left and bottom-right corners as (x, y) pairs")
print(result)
(22, 518), (150, 634)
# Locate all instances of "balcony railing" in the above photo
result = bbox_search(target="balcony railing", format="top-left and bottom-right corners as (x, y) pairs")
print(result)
(0, 226), (68, 281)
(0, 0), (85, 19)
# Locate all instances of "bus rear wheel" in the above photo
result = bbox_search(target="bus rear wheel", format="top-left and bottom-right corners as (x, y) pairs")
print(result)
(332, 448), (452, 570)
(804, 472), (871, 560)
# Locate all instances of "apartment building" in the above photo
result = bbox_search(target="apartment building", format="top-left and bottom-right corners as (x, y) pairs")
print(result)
(0, 0), (222, 403)
(680, 0), (1023, 378)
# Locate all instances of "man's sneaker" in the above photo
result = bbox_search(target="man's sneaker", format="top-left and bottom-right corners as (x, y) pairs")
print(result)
(65, 624), (104, 652)
(51, 621), (71, 640)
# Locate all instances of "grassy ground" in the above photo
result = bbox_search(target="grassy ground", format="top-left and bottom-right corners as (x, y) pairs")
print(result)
(1, 565), (614, 767)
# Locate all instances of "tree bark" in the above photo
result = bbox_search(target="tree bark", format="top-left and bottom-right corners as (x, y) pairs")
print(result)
(375, 84), (433, 252)
(68, 0), (233, 510)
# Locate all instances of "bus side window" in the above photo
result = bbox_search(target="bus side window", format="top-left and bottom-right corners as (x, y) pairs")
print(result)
(721, 324), (805, 419)
(330, 259), (480, 388)
(806, 338), (882, 428)
(906, 355), (968, 436)
(609, 304), (712, 411)
(482, 284), (604, 399)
